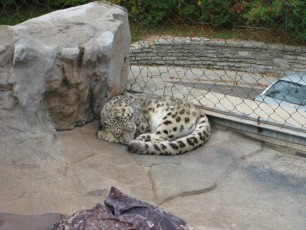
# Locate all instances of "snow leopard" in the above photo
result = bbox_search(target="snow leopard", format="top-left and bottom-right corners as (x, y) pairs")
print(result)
(97, 93), (210, 155)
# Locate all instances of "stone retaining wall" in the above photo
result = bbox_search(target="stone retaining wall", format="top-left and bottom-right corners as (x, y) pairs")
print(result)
(129, 37), (306, 74)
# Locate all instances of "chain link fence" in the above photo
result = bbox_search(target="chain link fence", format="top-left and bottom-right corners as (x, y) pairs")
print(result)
(121, 0), (306, 136)
(1, 0), (306, 136)
(127, 36), (306, 135)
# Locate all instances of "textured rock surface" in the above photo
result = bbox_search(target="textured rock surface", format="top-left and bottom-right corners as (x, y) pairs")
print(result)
(0, 2), (130, 170)
(0, 2), (130, 132)
(1, 122), (306, 230)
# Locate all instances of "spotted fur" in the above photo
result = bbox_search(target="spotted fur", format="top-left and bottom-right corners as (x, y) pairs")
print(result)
(97, 93), (210, 155)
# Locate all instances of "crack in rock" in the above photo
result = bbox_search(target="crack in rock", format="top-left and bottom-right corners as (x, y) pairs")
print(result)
(16, 191), (26, 200)
(85, 189), (108, 197)
(72, 153), (95, 164)
(146, 162), (181, 168)
(158, 183), (217, 206)
(239, 142), (263, 161)
(148, 169), (158, 204)
(156, 160), (240, 206)
(154, 145), (260, 206)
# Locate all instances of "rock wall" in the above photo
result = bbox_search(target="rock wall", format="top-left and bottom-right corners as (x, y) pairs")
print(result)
(0, 2), (131, 132)
(130, 37), (305, 74)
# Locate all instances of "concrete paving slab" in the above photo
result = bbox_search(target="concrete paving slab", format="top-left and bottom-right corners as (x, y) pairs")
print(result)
(0, 121), (306, 229)
(162, 149), (306, 229)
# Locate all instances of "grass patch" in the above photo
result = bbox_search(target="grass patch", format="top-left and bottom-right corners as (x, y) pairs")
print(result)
(130, 22), (305, 46)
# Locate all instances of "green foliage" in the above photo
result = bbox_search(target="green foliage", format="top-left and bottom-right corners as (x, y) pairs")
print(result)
(137, 0), (177, 26)
(200, 0), (232, 27)
(243, 0), (306, 41)
(0, 0), (90, 26)
(108, 0), (178, 26)
(176, 0), (200, 22)
(1, 0), (15, 5)
(1, 0), (305, 42)
(283, 0), (306, 41)
(119, 0), (305, 42)
(50, 0), (89, 8)
(108, 0), (201, 26)
(1, 0), (90, 8)
(245, 0), (287, 27)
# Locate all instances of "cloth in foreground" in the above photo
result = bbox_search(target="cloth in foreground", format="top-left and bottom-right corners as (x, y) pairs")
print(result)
(51, 186), (194, 230)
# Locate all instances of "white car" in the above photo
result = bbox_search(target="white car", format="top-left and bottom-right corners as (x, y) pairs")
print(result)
(255, 72), (306, 112)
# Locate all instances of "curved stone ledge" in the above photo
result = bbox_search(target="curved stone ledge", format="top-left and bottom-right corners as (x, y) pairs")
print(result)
(130, 37), (305, 74)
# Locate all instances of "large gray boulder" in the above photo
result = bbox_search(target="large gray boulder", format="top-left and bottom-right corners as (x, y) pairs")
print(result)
(0, 2), (130, 131)
(0, 2), (130, 167)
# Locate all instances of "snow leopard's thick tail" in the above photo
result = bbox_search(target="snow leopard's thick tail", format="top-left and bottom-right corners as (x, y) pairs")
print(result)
(127, 112), (211, 155)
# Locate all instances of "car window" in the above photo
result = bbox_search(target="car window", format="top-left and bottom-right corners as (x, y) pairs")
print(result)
(265, 80), (306, 106)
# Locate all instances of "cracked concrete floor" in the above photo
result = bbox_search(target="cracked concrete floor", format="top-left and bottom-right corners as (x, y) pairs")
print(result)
(1, 121), (306, 229)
